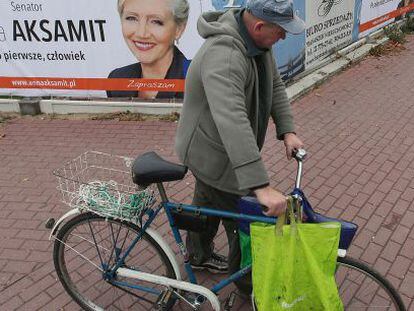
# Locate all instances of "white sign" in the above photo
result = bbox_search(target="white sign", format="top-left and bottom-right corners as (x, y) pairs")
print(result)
(305, 0), (356, 70)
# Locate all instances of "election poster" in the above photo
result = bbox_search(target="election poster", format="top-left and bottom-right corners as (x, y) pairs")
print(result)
(0, 0), (205, 98)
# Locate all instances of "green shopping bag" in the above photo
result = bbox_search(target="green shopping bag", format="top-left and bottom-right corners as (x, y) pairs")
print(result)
(251, 198), (343, 310)
(239, 229), (252, 268)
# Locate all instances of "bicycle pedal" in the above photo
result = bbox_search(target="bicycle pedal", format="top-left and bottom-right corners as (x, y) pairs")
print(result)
(154, 288), (176, 310)
(223, 291), (237, 311)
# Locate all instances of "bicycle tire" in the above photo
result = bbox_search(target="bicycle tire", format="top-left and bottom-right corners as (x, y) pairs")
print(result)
(53, 212), (177, 311)
(252, 256), (405, 310)
(336, 256), (406, 310)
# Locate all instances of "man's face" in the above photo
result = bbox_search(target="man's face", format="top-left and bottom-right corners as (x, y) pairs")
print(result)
(253, 22), (286, 49)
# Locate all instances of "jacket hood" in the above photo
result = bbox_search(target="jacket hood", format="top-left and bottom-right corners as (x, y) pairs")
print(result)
(197, 9), (244, 42)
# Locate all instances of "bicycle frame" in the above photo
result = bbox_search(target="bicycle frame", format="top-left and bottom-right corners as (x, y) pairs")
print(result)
(101, 181), (278, 310)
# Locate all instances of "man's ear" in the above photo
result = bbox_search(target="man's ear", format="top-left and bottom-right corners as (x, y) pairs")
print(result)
(253, 21), (265, 33)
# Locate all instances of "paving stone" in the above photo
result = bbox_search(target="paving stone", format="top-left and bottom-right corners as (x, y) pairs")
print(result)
(399, 271), (414, 299)
(373, 257), (392, 276)
(389, 255), (412, 280)
(0, 296), (24, 310)
(19, 292), (51, 311)
(381, 241), (402, 262)
(360, 242), (383, 264)
(19, 274), (56, 302)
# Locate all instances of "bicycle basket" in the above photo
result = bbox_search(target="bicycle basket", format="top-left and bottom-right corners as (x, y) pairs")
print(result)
(53, 151), (156, 223)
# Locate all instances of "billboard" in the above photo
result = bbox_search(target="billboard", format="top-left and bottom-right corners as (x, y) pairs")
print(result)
(1, 0), (412, 99)
(358, 0), (414, 37)
(0, 0), (201, 98)
(305, 0), (356, 70)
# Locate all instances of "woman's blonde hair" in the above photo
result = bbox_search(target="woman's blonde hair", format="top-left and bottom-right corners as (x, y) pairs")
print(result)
(117, 0), (189, 26)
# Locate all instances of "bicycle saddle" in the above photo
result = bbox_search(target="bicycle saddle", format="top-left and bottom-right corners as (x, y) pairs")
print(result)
(132, 152), (188, 187)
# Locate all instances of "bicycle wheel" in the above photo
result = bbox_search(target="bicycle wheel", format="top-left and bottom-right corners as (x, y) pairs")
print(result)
(336, 256), (406, 310)
(252, 256), (405, 311)
(53, 212), (177, 311)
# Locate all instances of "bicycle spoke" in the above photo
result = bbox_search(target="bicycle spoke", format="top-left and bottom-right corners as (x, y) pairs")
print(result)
(54, 236), (103, 271)
(107, 221), (123, 267)
(70, 233), (110, 252)
(119, 226), (131, 256)
(87, 217), (106, 269)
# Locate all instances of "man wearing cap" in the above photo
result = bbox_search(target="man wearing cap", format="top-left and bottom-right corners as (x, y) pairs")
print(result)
(175, 0), (305, 293)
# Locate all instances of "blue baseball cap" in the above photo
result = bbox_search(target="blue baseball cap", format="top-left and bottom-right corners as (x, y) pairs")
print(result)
(246, 0), (306, 34)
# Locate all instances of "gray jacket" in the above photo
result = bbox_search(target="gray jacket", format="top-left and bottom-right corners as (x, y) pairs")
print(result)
(175, 9), (295, 195)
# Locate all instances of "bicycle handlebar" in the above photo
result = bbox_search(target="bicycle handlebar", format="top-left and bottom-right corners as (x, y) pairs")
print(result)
(293, 148), (306, 189)
(293, 148), (307, 162)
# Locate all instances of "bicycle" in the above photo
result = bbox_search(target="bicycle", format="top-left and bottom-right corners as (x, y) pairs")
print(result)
(48, 149), (406, 310)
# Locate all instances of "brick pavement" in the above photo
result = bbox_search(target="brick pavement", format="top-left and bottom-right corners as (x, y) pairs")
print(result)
(0, 36), (413, 310)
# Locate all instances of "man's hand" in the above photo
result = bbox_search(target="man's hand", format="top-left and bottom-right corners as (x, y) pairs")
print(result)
(254, 186), (287, 217)
(284, 133), (304, 160)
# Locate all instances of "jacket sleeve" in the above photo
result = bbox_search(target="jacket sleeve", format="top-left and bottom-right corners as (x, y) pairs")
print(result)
(200, 37), (269, 190)
(270, 55), (295, 140)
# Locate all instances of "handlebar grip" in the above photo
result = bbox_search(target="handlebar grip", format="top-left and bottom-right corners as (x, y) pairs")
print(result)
(293, 148), (307, 161)
(293, 149), (306, 189)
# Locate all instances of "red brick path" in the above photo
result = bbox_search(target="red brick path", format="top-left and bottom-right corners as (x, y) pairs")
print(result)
(1, 36), (413, 310)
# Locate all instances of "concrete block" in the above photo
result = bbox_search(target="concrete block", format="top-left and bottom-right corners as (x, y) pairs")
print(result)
(18, 98), (41, 115)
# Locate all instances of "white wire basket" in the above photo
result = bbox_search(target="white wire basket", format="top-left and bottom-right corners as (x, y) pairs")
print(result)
(53, 151), (156, 223)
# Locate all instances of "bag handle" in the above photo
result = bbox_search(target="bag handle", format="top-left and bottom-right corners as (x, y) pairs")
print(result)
(274, 195), (302, 236)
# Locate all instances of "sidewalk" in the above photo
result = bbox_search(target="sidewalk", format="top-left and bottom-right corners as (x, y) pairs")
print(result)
(0, 36), (413, 310)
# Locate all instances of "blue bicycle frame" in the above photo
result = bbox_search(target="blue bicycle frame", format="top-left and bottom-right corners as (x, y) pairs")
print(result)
(106, 181), (277, 299)
(105, 149), (311, 301)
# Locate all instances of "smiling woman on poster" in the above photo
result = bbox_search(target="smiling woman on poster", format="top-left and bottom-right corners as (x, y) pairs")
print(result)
(107, 0), (190, 99)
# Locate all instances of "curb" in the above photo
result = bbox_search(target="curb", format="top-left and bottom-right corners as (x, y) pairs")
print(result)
(287, 35), (388, 102)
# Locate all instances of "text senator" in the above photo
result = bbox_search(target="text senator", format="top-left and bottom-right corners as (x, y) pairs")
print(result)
(11, 1), (43, 12)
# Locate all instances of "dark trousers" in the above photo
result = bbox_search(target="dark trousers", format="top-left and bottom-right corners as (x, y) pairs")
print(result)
(186, 179), (252, 293)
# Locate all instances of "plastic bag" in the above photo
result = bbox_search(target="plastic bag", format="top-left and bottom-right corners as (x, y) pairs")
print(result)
(239, 229), (252, 268)
(251, 198), (343, 310)
(237, 196), (264, 268)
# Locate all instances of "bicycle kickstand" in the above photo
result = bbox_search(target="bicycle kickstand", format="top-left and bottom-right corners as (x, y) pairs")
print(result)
(155, 287), (205, 310)
(223, 291), (237, 311)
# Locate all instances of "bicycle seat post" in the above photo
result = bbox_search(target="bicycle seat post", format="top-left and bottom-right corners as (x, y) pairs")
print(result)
(156, 183), (169, 203)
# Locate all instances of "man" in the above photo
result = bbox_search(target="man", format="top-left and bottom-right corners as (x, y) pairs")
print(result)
(175, 0), (305, 293)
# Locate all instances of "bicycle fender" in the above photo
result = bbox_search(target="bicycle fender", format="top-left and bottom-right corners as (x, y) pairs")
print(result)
(145, 227), (182, 281)
(49, 208), (81, 240)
